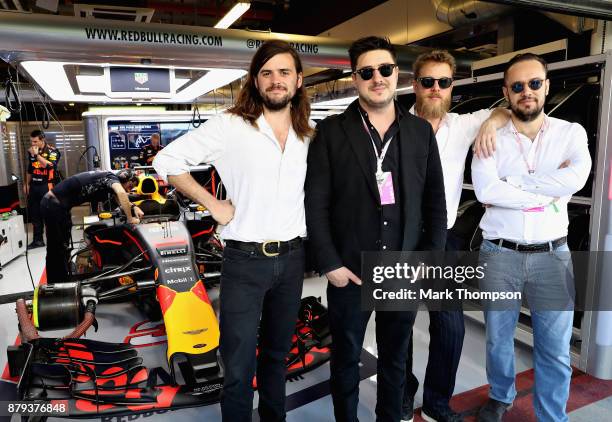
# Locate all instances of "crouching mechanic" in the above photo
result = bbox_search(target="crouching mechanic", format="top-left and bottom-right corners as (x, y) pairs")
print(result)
(40, 169), (143, 284)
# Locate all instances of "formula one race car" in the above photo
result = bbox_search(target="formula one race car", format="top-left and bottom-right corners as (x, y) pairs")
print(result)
(6, 172), (331, 419)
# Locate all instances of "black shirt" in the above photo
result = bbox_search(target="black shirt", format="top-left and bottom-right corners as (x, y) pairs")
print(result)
(52, 171), (120, 209)
(358, 103), (404, 252)
(28, 144), (60, 185)
(139, 144), (164, 165)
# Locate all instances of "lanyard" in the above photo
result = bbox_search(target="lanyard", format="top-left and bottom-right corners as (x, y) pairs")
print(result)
(511, 118), (547, 175)
(359, 112), (393, 181)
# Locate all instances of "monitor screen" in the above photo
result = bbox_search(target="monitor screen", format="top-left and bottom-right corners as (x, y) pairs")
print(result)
(107, 120), (206, 169)
(110, 67), (171, 93)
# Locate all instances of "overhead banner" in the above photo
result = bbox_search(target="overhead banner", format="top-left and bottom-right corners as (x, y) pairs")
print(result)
(85, 27), (224, 48)
(0, 11), (481, 72)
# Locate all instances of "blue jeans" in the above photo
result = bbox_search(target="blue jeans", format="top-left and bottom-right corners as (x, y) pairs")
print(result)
(478, 239), (574, 422)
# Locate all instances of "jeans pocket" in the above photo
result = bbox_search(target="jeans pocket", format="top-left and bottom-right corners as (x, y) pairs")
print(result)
(551, 243), (572, 262)
(479, 239), (502, 255)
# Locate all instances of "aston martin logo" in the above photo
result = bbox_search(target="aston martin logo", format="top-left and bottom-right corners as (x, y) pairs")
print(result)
(134, 72), (149, 85)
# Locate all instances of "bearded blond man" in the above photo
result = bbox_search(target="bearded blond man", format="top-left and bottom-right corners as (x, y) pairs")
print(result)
(402, 50), (511, 422)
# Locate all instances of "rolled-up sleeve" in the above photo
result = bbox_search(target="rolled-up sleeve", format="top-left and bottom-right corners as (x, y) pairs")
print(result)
(153, 114), (228, 181)
(461, 108), (493, 144)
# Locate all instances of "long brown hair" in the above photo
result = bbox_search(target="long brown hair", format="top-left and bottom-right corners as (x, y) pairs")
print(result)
(228, 40), (314, 140)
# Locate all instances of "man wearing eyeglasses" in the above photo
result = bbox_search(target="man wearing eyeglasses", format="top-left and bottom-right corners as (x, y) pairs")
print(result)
(472, 53), (591, 422)
(305, 36), (447, 422)
(403, 51), (511, 422)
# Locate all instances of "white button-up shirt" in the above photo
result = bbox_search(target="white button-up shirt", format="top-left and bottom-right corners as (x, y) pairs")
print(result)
(153, 112), (311, 242)
(410, 105), (491, 228)
(472, 115), (591, 243)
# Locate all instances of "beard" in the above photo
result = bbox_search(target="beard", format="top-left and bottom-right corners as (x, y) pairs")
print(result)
(415, 94), (451, 120)
(510, 98), (544, 122)
(260, 86), (294, 111)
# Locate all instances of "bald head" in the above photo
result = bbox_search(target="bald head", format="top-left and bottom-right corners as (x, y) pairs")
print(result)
(150, 133), (160, 148)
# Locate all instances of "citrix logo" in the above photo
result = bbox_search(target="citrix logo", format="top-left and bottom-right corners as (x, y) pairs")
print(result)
(164, 266), (191, 274)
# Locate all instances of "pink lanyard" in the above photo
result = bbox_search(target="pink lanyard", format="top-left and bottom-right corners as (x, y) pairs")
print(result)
(512, 118), (547, 175)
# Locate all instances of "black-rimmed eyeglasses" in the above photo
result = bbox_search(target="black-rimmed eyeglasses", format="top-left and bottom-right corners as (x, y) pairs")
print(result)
(353, 64), (398, 81)
(416, 77), (453, 89)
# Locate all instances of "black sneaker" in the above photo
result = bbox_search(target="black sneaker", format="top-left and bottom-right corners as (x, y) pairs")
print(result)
(421, 406), (464, 422)
(401, 396), (414, 422)
(477, 398), (512, 422)
(27, 240), (45, 249)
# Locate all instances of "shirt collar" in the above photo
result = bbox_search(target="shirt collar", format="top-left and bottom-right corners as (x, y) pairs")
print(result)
(255, 112), (298, 145)
(358, 100), (403, 122)
(256, 113), (270, 131)
(503, 112), (550, 136)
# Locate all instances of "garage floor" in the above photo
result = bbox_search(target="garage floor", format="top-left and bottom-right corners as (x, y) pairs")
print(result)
(0, 222), (610, 421)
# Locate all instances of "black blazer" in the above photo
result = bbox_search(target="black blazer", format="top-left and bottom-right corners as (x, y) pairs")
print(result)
(305, 100), (447, 276)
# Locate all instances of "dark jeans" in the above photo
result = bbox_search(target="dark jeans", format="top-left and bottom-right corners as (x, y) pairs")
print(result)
(40, 195), (72, 284)
(219, 244), (304, 422)
(403, 230), (466, 412)
(328, 283), (416, 422)
(28, 183), (49, 242)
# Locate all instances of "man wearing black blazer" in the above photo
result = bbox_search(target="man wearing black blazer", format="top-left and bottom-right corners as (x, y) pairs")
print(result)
(305, 36), (447, 422)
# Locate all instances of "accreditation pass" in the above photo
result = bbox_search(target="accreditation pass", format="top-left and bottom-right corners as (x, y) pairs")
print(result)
(0, 400), (69, 417)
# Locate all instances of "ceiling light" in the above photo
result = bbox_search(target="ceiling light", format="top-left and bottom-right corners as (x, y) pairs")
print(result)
(395, 86), (414, 94)
(21, 61), (246, 103)
(172, 77), (190, 92)
(313, 95), (358, 106)
(76, 74), (107, 94)
(173, 69), (246, 102)
(214, 2), (250, 29)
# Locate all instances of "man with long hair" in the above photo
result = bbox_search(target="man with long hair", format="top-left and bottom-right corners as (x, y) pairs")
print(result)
(153, 40), (314, 422)
(305, 36), (446, 421)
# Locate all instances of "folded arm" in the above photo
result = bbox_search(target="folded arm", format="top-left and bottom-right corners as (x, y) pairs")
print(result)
(505, 125), (591, 197)
(472, 153), (554, 210)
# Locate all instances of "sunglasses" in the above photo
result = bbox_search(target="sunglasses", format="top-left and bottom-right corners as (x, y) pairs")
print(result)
(354, 63), (397, 80)
(416, 77), (453, 89)
(509, 78), (544, 93)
